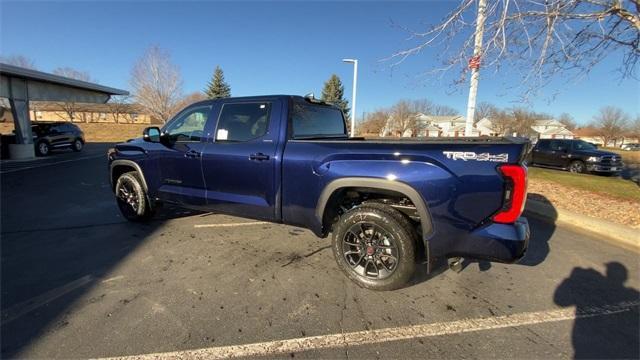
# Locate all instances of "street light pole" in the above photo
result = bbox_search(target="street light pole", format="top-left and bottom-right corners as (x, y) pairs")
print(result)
(342, 58), (358, 137)
(464, 0), (487, 137)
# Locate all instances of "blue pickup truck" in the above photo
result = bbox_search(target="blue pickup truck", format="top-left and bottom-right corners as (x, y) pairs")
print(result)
(108, 95), (530, 290)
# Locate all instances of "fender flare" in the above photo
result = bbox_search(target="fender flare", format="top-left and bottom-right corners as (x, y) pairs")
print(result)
(110, 159), (149, 192)
(315, 177), (433, 240)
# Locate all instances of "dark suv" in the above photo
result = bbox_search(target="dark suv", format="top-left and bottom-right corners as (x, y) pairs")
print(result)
(31, 122), (85, 156)
(531, 139), (623, 174)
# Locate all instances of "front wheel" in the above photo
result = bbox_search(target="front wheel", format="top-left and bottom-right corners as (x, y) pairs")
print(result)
(332, 204), (416, 291)
(36, 141), (49, 156)
(72, 139), (83, 152)
(115, 171), (154, 222)
(568, 160), (585, 174)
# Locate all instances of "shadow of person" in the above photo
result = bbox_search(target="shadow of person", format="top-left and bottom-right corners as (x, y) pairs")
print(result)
(554, 262), (640, 359)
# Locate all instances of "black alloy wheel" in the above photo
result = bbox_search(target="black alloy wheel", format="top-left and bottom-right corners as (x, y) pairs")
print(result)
(115, 171), (153, 222)
(332, 203), (416, 291)
(342, 222), (400, 279)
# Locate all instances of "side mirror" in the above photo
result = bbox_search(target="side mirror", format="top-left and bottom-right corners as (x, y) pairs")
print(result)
(143, 127), (161, 143)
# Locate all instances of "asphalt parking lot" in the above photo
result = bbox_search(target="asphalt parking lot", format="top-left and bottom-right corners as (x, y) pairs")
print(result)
(1, 143), (638, 359)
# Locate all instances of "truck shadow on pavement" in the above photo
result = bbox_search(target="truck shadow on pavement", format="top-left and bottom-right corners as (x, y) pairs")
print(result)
(0, 206), (200, 358)
(554, 262), (640, 359)
(0, 145), (204, 358)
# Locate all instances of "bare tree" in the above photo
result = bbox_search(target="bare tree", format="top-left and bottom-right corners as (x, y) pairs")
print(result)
(171, 92), (208, 117)
(54, 101), (85, 122)
(474, 102), (499, 121)
(408, 99), (434, 115)
(0, 55), (36, 69)
(592, 106), (630, 146)
(432, 104), (459, 116)
(53, 67), (92, 82)
(130, 46), (183, 123)
(490, 109), (514, 135)
(388, 0), (640, 97)
(558, 112), (577, 130)
(390, 100), (418, 136)
(510, 107), (542, 137)
(359, 110), (390, 135)
(106, 95), (133, 123)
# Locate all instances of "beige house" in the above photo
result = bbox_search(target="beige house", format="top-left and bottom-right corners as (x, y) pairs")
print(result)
(417, 123), (441, 137)
(475, 117), (574, 139)
(417, 115), (476, 137)
(574, 127), (639, 147)
(28, 101), (159, 124)
(381, 113), (480, 138)
(530, 119), (574, 139)
(374, 112), (577, 140)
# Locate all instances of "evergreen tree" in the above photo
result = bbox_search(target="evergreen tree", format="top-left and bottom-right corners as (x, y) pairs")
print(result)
(205, 66), (231, 99)
(321, 74), (350, 117)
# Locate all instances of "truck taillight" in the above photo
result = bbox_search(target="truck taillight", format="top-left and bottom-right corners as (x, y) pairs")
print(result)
(493, 164), (527, 224)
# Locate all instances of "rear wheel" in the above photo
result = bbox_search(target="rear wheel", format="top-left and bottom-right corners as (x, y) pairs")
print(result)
(568, 160), (585, 174)
(115, 171), (153, 222)
(332, 204), (416, 291)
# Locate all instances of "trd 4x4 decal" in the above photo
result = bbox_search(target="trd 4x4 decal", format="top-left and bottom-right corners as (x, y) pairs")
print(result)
(443, 151), (509, 162)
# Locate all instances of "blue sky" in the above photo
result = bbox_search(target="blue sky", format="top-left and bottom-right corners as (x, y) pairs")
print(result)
(1, 0), (638, 124)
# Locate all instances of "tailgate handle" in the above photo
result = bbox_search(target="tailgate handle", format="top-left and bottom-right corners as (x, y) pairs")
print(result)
(249, 153), (270, 161)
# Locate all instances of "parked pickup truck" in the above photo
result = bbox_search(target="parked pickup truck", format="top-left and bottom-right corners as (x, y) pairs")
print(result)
(108, 95), (530, 290)
(530, 139), (623, 174)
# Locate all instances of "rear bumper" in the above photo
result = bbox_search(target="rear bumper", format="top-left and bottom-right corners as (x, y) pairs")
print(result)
(442, 217), (530, 263)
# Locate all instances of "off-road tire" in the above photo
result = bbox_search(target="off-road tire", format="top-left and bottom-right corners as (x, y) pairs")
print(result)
(115, 171), (154, 222)
(332, 203), (416, 291)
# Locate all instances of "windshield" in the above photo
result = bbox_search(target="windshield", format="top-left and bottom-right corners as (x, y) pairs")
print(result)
(573, 140), (597, 150)
(291, 101), (347, 139)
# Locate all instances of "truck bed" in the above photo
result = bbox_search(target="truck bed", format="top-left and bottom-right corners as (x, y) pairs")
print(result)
(281, 137), (530, 259)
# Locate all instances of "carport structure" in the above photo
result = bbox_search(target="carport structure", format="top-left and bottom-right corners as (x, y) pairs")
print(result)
(0, 63), (128, 159)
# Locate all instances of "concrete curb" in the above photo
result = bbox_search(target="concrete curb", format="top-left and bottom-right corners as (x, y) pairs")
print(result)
(525, 199), (639, 252)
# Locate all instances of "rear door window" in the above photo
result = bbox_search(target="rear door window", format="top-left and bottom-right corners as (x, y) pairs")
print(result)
(549, 140), (566, 151)
(215, 102), (271, 142)
(536, 141), (550, 151)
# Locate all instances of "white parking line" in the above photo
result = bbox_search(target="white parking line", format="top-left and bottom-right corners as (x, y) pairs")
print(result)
(194, 222), (268, 228)
(0, 154), (105, 174)
(101, 301), (639, 360)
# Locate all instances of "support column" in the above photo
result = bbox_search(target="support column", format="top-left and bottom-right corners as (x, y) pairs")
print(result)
(8, 77), (35, 159)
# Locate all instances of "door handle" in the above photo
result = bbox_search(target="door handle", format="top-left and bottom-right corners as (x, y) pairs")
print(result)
(184, 150), (201, 158)
(249, 153), (270, 161)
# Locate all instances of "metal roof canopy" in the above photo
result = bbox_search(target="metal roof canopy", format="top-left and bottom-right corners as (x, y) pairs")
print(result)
(0, 63), (129, 159)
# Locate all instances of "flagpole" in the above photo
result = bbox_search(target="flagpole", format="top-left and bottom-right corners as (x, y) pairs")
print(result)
(464, 0), (487, 137)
